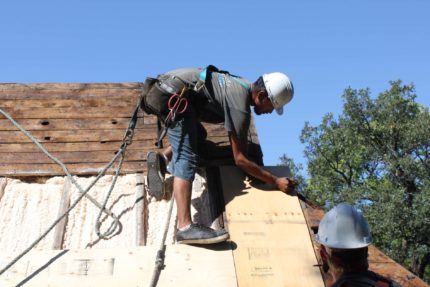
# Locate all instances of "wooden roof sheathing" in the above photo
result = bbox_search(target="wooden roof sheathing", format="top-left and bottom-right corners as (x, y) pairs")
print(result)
(221, 166), (325, 287)
(1, 82), (428, 286)
(0, 245), (237, 287)
(0, 83), (262, 177)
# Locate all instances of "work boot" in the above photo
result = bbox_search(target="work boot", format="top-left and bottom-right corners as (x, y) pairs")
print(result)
(146, 151), (167, 200)
(176, 224), (229, 245)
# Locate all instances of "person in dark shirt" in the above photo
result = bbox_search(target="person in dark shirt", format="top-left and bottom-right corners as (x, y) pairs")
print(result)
(145, 66), (296, 244)
(316, 203), (401, 287)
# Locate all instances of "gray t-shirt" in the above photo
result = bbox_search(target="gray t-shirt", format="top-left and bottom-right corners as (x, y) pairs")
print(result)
(207, 71), (251, 140)
(164, 68), (251, 141)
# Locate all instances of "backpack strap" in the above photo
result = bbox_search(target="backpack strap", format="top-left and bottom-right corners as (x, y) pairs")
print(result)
(152, 65), (249, 147)
(198, 65), (250, 90)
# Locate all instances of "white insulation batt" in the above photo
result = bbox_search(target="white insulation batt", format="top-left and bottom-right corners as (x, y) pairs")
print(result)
(0, 177), (63, 251)
(0, 170), (217, 254)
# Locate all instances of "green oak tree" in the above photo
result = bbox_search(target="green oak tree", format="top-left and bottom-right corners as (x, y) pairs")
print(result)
(278, 154), (307, 193)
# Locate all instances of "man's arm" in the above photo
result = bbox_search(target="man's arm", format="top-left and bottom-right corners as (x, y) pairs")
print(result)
(229, 133), (297, 195)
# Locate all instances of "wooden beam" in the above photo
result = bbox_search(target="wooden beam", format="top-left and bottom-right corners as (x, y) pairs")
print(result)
(0, 150), (147, 164)
(0, 162), (145, 177)
(52, 178), (71, 249)
(0, 106), (143, 119)
(135, 173), (146, 246)
(0, 98), (136, 109)
(0, 177), (7, 201)
(0, 83), (143, 100)
(0, 117), (156, 131)
(205, 166), (226, 228)
(0, 140), (160, 153)
(0, 126), (230, 143)
(0, 128), (157, 143)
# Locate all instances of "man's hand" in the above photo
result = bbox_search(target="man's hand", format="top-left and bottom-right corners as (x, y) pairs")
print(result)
(228, 133), (299, 196)
(275, 177), (298, 196)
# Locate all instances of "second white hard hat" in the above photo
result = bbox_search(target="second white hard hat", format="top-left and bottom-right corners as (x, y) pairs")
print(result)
(315, 203), (373, 249)
(262, 72), (294, 115)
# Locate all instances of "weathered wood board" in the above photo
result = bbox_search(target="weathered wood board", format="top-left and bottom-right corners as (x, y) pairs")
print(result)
(220, 166), (324, 287)
(0, 83), (262, 177)
(0, 244), (237, 287)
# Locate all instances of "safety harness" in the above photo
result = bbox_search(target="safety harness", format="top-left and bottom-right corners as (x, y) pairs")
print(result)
(140, 65), (249, 147)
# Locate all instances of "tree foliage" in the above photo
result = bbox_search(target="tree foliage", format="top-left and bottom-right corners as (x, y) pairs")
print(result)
(299, 81), (430, 281)
(278, 154), (307, 193)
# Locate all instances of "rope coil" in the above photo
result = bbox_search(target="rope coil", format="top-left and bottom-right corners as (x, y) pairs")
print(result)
(0, 97), (142, 275)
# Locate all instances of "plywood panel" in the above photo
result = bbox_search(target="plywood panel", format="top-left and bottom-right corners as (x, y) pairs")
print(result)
(220, 166), (324, 287)
(0, 244), (237, 287)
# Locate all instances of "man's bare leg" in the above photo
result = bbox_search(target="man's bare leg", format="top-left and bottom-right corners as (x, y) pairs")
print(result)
(160, 147), (229, 244)
(160, 146), (192, 228)
(173, 177), (193, 229)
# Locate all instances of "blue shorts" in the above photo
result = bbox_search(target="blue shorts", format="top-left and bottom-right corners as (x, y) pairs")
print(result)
(167, 106), (207, 182)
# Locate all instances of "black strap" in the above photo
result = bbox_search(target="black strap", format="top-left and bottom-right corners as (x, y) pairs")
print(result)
(156, 118), (164, 148)
(152, 65), (231, 147)
(123, 95), (144, 145)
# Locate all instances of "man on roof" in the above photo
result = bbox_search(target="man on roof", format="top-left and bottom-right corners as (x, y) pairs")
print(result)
(141, 65), (297, 245)
(316, 203), (401, 287)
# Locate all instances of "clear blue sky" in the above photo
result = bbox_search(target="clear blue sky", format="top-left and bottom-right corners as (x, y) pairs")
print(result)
(1, 1), (429, 170)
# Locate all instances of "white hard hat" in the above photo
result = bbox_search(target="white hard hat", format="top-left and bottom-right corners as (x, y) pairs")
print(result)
(316, 203), (372, 249)
(262, 72), (294, 115)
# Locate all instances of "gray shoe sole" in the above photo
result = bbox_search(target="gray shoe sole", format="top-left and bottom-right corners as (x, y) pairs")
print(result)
(176, 233), (229, 245)
(147, 152), (165, 200)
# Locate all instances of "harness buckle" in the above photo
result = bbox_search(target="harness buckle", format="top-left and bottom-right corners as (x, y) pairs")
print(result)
(123, 129), (134, 145)
(193, 79), (205, 93)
